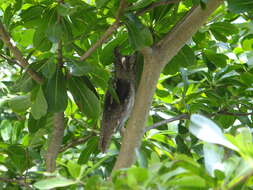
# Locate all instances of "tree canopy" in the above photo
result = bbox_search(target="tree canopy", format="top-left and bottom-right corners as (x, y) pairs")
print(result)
(1, 0), (253, 189)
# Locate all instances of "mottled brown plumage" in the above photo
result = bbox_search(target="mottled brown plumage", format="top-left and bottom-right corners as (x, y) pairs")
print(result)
(100, 49), (136, 152)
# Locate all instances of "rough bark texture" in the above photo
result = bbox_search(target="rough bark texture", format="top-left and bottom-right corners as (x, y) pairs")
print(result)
(113, 0), (223, 171)
(46, 112), (65, 172)
(0, 21), (44, 84)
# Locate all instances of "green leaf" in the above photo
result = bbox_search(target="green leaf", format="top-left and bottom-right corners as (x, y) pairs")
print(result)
(189, 114), (238, 151)
(28, 114), (47, 133)
(210, 22), (238, 36)
(78, 137), (98, 164)
(203, 143), (224, 177)
(41, 59), (56, 79)
(45, 67), (68, 113)
(34, 176), (76, 189)
(67, 161), (81, 179)
(163, 45), (195, 75)
(33, 28), (52, 51)
(67, 61), (102, 77)
(46, 22), (63, 43)
(127, 0), (153, 11)
(96, 0), (110, 8)
(20, 5), (45, 28)
(0, 120), (12, 141)
(127, 167), (148, 184)
(125, 13), (153, 50)
(227, 0), (253, 13)
(57, 3), (74, 16)
(167, 175), (207, 188)
(68, 77), (100, 119)
(8, 94), (31, 113)
(210, 22), (239, 42)
(7, 145), (31, 173)
(205, 51), (228, 68)
(31, 86), (48, 120)
(240, 72), (253, 86)
(241, 34), (253, 50)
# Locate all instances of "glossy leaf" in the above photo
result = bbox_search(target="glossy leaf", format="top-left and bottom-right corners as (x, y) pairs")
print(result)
(34, 176), (76, 189)
(33, 28), (52, 52)
(8, 94), (31, 113)
(125, 14), (153, 50)
(45, 67), (68, 113)
(31, 86), (48, 120)
(203, 143), (224, 177)
(190, 114), (238, 151)
(227, 0), (253, 13)
(68, 77), (100, 119)
(78, 136), (99, 164)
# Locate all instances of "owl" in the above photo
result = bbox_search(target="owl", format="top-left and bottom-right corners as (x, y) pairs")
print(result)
(100, 48), (136, 152)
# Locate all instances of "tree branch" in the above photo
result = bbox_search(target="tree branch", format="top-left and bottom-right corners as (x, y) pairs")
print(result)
(217, 111), (253, 116)
(0, 177), (32, 189)
(80, 0), (127, 61)
(0, 21), (44, 84)
(227, 170), (253, 190)
(46, 112), (65, 172)
(59, 134), (96, 153)
(113, 0), (224, 171)
(45, 41), (65, 172)
(145, 114), (189, 132)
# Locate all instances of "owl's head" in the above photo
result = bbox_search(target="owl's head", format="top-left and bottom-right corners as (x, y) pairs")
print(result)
(114, 48), (136, 80)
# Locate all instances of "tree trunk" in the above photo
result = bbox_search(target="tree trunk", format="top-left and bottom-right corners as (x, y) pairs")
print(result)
(113, 0), (223, 171)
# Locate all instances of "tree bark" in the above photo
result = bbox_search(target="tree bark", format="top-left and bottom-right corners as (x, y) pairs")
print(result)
(46, 112), (65, 172)
(113, 0), (223, 171)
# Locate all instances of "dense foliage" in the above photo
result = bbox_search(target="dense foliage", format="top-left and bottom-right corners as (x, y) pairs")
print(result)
(0, 0), (253, 189)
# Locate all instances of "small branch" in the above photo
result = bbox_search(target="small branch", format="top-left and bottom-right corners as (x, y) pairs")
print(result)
(144, 110), (253, 133)
(227, 170), (253, 190)
(217, 111), (253, 116)
(0, 177), (32, 189)
(145, 114), (189, 132)
(136, 0), (181, 16)
(59, 134), (96, 153)
(80, 0), (127, 61)
(0, 53), (19, 65)
(0, 21), (44, 84)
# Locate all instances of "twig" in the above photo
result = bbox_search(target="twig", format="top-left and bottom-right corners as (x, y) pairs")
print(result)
(0, 177), (33, 189)
(80, 0), (127, 61)
(0, 53), (19, 65)
(0, 21), (44, 84)
(80, 0), (181, 61)
(145, 114), (189, 132)
(217, 111), (253, 116)
(227, 170), (253, 190)
(144, 110), (253, 132)
(59, 134), (96, 153)
(136, 0), (181, 16)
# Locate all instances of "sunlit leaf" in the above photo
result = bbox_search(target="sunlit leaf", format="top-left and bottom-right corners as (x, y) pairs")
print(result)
(189, 114), (238, 151)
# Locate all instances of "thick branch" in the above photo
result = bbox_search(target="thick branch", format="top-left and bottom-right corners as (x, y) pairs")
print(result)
(80, 0), (127, 61)
(113, 0), (224, 171)
(45, 42), (65, 172)
(0, 21), (44, 84)
(46, 112), (65, 172)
